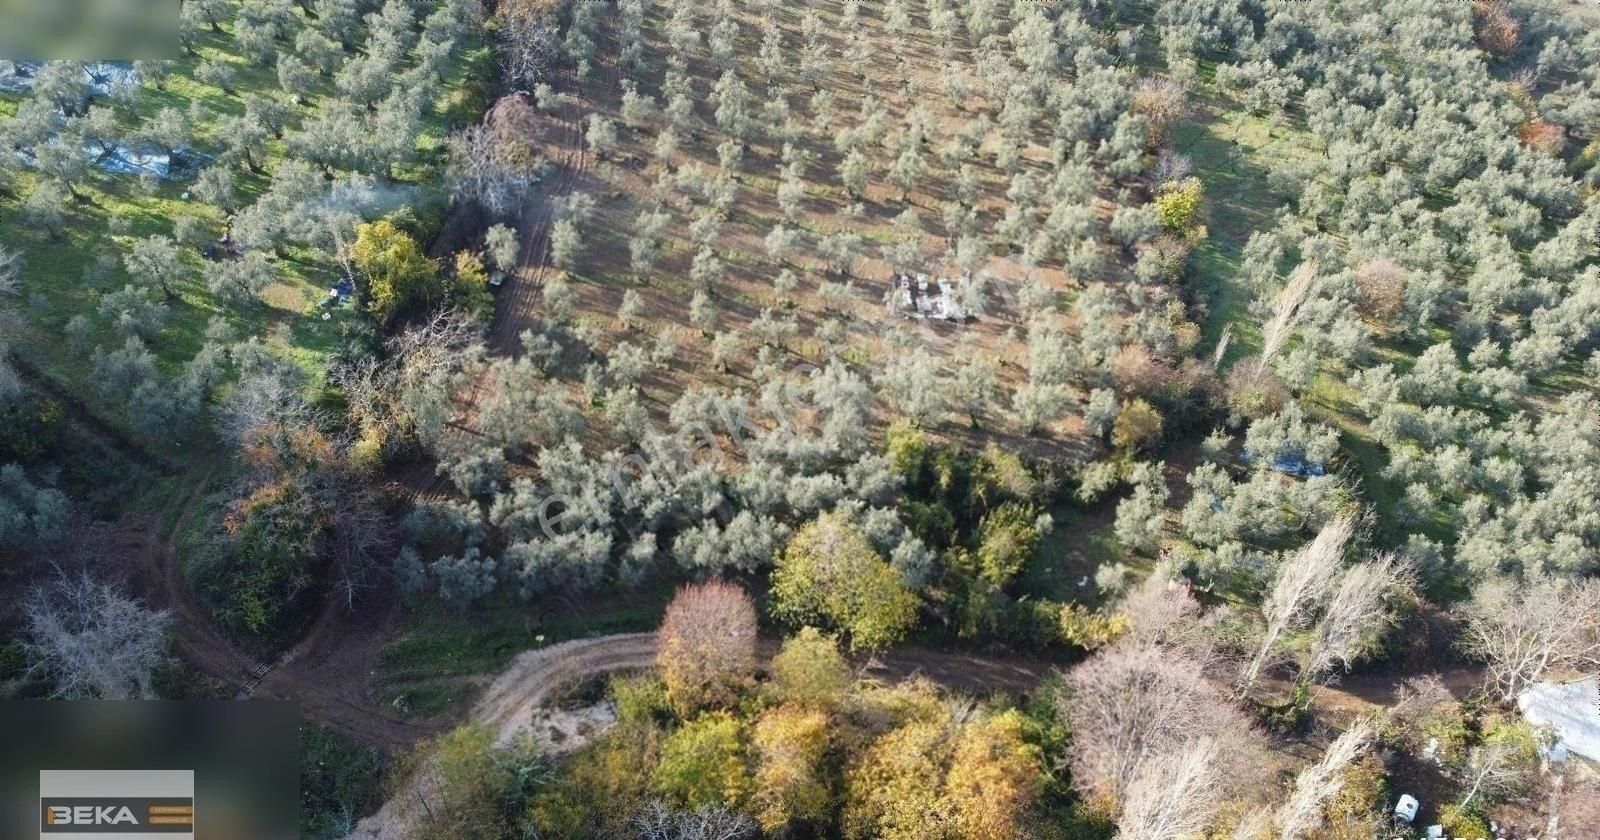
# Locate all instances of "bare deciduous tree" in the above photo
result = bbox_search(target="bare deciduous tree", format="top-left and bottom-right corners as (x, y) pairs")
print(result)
(0, 246), (20, 401)
(23, 573), (171, 699)
(1060, 639), (1257, 803)
(328, 484), (396, 609)
(1353, 258), (1406, 321)
(446, 96), (539, 218)
(1461, 575), (1600, 704)
(1117, 568), (1202, 649)
(1239, 512), (1356, 695)
(1275, 719), (1375, 840)
(1455, 737), (1534, 810)
(657, 580), (759, 713)
(333, 309), (485, 449)
(1306, 553), (1414, 681)
(1116, 738), (1226, 840)
(1257, 261), (1320, 374)
(0, 244), (20, 297)
(500, 6), (557, 91)
(630, 800), (756, 840)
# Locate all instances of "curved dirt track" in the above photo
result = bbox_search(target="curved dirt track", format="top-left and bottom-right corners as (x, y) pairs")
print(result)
(345, 633), (659, 840)
(346, 631), (1065, 839)
(139, 461), (435, 751)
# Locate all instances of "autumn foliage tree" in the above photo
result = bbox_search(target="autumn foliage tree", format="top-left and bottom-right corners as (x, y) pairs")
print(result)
(657, 580), (759, 714)
(843, 708), (1043, 840)
(351, 219), (443, 324)
(943, 710), (1043, 840)
(768, 626), (851, 709)
(1472, 0), (1520, 58)
(206, 422), (390, 638)
(771, 512), (918, 651)
(751, 704), (832, 833)
(653, 711), (752, 809)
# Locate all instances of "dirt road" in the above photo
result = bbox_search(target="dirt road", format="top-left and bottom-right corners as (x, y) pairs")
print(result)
(344, 633), (658, 840)
(485, 41), (606, 356)
(344, 631), (1065, 839)
(137, 461), (436, 751)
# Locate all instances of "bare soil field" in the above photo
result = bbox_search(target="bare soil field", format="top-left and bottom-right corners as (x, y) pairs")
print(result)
(478, 0), (1164, 462)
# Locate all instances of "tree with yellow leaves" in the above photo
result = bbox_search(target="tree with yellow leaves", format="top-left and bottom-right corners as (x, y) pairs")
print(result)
(769, 627), (851, 709)
(842, 719), (950, 840)
(751, 705), (832, 833)
(653, 712), (751, 810)
(771, 512), (919, 652)
(350, 219), (441, 324)
(944, 710), (1044, 840)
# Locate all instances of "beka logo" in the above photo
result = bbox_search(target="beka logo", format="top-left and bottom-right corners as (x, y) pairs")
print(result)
(43, 805), (140, 826)
(40, 770), (195, 838)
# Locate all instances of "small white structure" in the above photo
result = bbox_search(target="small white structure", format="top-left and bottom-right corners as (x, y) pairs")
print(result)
(886, 272), (972, 322)
(1395, 794), (1419, 824)
(1425, 825), (1444, 839)
(1518, 676), (1600, 763)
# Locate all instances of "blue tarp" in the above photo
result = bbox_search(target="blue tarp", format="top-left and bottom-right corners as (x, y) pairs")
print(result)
(1239, 450), (1327, 477)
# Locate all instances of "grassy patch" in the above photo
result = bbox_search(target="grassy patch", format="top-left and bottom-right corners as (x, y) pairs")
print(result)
(1, 17), (487, 463)
(378, 589), (672, 687)
(1173, 99), (1318, 361)
(380, 680), (472, 718)
(1021, 500), (1129, 607)
(300, 724), (387, 840)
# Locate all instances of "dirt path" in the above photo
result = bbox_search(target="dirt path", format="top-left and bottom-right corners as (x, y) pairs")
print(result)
(137, 460), (264, 691)
(137, 461), (437, 751)
(485, 21), (614, 356)
(345, 633), (659, 840)
(1255, 666), (1487, 727)
(345, 631), (1064, 839)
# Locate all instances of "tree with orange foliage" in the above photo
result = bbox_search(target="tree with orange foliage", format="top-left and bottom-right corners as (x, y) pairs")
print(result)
(208, 422), (391, 636)
(657, 580), (759, 714)
(1518, 118), (1566, 156)
(944, 710), (1043, 840)
(1473, 1), (1520, 58)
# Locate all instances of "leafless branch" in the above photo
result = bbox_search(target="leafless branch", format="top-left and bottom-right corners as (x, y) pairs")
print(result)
(1306, 553), (1413, 681)
(1461, 575), (1600, 704)
(1275, 719), (1375, 840)
(1239, 512), (1356, 696)
(1258, 261), (1320, 374)
(22, 571), (170, 699)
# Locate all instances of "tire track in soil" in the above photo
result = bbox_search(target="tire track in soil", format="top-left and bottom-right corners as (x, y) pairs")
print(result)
(345, 633), (659, 840)
(486, 36), (608, 356)
(140, 460), (263, 690)
(126, 31), (622, 760)
(141, 461), (435, 751)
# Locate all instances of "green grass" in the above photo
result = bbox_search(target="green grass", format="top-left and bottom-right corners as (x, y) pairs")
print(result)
(376, 589), (673, 703)
(380, 681), (472, 718)
(300, 724), (387, 839)
(1173, 97), (1319, 363)
(1021, 500), (1129, 608)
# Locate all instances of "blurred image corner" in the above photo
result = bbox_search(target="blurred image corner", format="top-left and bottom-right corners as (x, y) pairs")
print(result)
(0, 0), (179, 61)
